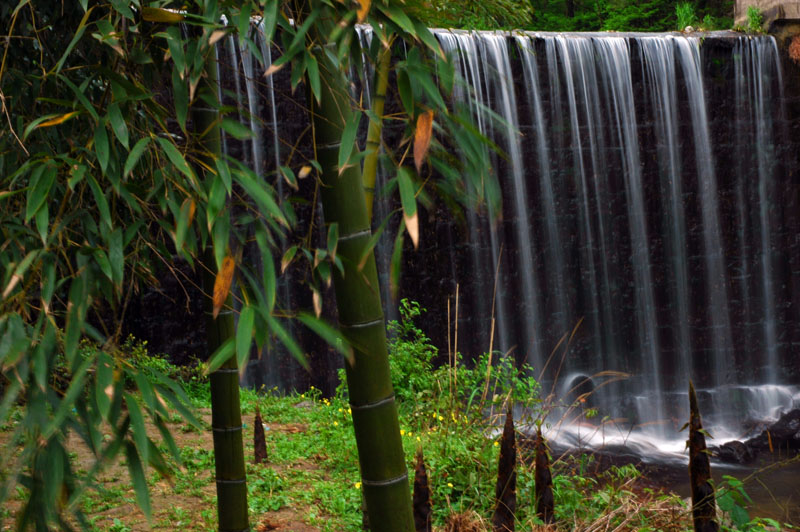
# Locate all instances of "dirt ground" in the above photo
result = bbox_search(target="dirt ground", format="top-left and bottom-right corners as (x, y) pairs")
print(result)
(0, 410), (322, 532)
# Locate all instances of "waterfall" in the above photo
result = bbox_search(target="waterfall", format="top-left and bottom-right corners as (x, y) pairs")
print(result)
(419, 31), (797, 449)
(221, 27), (799, 451)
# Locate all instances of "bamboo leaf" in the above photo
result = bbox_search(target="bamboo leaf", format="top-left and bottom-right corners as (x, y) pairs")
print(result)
(156, 136), (195, 182)
(125, 441), (152, 520)
(172, 68), (188, 132)
(54, 6), (94, 73)
(357, 0), (371, 22)
(107, 103), (129, 149)
(163, 27), (186, 77)
(397, 168), (419, 248)
(397, 70), (413, 115)
(306, 54), (321, 105)
(261, 0), (278, 43)
(337, 112), (360, 174)
(236, 169), (287, 227)
(58, 74), (99, 121)
(125, 393), (149, 465)
(281, 246), (297, 273)
(265, 314), (308, 369)
(204, 337), (235, 375)
(376, 3), (415, 34)
(236, 305), (255, 373)
(298, 313), (353, 365)
(327, 223), (339, 265)
(108, 227), (124, 289)
(208, 30), (227, 47)
(94, 122), (109, 174)
(87, 174), (112, 230)
(413, 110), (434, 173)
(25, 164), (56, 223)
(36, 111), (80, 129)
(213, 256), (235, 320)
(141, 7), (184, 23)
(220, 118), (254, 140)
(175, 198), (194, 253)
(124, 137), (150, 178)
(390, 224), (404, 301)
(95, 354), (113, 421)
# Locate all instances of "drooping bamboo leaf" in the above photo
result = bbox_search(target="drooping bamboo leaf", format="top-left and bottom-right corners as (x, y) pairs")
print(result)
(376, 3), (415, 34)
(95, 354), (113, 421)
(327, 223), (339, 265)
(337, 112), (361, 174)
(141, 6), (184, 23)
(264, 313), (308, 369)
(124, 137), (150, 178)
(235, 169), (287, 227)
(204, 337), (235, 376)
(107, 103), (129, 149)
(34, 203), (48, 243)
(86, 174), (112, 230)
(125, 441), (152, 520)
(236, 305), (255, 373)
(414, 110), (434, 173)
(298, 313), (353, 365)
(125, 393), (149, 465)
(306, 54), (321, 104)
(156, 137), (195, 182)
(397, 69), (414, 115)
(163, 26), (186, 77)
(397, 168), (419, 248)
(261, 0), (278, 43)
(54, 7), (94, 73)
(213, 256), (235, 319)
(281, 246), (297, 273)
(172, 68), (188, 132)
(94, 122), (109, 174)
(108, 227), (124, 289)
(390, 223), (405, 301)
(25, 164), (56, 222)
(220, 118), (254, 140)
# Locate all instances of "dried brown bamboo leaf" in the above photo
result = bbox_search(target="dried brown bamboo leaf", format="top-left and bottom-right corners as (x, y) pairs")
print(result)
(413, 110), (434, 173)
(356, 0), (371, 23)
(404, 211), (419, 249)
(212, 256), (235, 319)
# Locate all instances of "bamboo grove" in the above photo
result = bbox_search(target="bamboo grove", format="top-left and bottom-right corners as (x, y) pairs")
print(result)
(0, 0), (498, 529)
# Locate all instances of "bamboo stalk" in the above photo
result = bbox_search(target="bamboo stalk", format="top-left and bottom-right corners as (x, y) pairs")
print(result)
(311, 51), (414, 531)
(194, 48), (249, 532)
(362, 45), (391, 219)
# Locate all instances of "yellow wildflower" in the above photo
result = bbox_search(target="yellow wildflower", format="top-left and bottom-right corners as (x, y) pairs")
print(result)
(355, 482), (361, 489)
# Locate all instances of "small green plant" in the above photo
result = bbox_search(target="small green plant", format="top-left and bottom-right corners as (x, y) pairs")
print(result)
(676, 2), (698, 30)
(747, 5), (763, 33)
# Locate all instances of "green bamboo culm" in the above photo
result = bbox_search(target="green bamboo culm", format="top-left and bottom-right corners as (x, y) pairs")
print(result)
(193, 49), (250, 532)
(311, 54), (415, 532)
(362, 45), (391, 219)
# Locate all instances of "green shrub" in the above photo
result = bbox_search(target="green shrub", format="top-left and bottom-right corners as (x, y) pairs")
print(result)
(676, 2), (698, 30)
(747, 5), (763, 33)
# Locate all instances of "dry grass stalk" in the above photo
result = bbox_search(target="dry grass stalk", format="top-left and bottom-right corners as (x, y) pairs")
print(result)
(443, 511), (487, 532)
